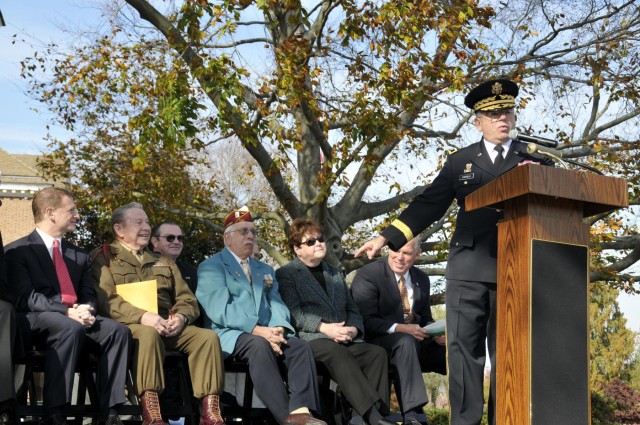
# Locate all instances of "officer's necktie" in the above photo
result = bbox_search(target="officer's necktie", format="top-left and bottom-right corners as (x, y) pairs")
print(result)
(494, 145), (505, 169)
(241, 259), (252, 284)
(398, 276), (413, 324)
(53, 239), (77, 307)
(134, 250), (144, 264)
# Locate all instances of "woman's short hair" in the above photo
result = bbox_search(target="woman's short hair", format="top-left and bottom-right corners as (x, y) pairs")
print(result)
(287, 217), (323, 251)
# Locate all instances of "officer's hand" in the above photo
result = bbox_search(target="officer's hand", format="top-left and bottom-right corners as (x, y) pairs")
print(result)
(395, 324), (428, 341)
(354, 235), (387, 259)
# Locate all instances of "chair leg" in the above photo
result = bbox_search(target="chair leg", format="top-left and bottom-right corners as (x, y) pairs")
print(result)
(177, 360), (196, 425)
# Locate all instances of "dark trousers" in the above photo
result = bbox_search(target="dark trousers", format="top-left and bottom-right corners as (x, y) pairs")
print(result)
(231, 334), (321, 423)
(446, 279), (497, 425)
(309, 339), (389, 416)
(418, 338), (447, 376)
(370, 333), (428, 414)
(0, 300), (17, 404)
(24, 311), (131, 415)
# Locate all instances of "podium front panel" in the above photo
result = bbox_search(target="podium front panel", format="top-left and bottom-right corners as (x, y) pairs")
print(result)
(531, 239), (589, 425)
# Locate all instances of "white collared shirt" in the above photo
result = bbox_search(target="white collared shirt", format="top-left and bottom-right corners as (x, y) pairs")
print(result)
(484, 139), (512, 163)
(35, 227), (60, 259)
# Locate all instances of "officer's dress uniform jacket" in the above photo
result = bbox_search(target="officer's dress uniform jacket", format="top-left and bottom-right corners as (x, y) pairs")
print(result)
(382, 139), (553, 282)
(381, 139), (553, 425)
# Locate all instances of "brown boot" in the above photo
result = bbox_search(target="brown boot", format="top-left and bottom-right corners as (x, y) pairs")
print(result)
(140, 390), (167, 425)
(200, 395), (225, 425)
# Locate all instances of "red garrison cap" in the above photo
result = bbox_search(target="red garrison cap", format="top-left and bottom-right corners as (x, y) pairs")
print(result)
(224, 206), (253, 228)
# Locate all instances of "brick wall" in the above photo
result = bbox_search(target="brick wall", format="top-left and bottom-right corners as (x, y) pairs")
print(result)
(1, 197), (36, 244)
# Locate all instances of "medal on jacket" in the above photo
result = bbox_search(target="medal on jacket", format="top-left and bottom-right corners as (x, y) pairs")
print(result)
(464, 163), (472, 173)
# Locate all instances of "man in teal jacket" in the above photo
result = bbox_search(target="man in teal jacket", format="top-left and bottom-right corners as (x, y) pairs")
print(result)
(196, 207), (326, 425)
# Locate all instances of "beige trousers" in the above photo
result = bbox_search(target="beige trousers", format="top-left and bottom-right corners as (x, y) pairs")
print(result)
(129, 324), (224, 398)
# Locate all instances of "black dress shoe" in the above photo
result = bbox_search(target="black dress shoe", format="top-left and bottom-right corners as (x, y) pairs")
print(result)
(375, 419), (397, 425)
(98, 410), (124, 425)
(45, 414), (69, 425)
(403, 417), (429, 425)
(0, 411), (15, 425)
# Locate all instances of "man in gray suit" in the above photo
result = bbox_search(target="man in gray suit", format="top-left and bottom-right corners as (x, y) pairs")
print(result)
(352, 238), (445, 425)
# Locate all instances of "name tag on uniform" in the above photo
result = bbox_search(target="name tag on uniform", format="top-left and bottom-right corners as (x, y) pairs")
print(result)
(459, 173), (475, 181)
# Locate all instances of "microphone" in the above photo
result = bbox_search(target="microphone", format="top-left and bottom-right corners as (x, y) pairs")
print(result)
(526, 142), (563, 158)
(509, 130), (559, 148)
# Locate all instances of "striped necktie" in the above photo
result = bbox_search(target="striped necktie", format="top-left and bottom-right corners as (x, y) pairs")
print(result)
(241, 259), (252, 284)
(398, 276), (413, 324)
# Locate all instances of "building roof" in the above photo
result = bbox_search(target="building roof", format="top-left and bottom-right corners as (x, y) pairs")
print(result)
(0, 148), (57, 197)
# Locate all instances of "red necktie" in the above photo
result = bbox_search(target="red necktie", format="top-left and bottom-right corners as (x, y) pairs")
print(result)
(53, 239), (77, 307)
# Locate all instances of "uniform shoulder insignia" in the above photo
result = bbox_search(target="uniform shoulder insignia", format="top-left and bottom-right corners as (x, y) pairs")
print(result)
(446, 148), (459, 156)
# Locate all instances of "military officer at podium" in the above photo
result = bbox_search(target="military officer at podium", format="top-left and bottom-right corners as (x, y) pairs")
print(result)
(355, 78), (554, 425)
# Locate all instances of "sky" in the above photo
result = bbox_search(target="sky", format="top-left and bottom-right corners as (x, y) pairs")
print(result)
(1, 1), (639, 336)
(0, 1), (103, 153)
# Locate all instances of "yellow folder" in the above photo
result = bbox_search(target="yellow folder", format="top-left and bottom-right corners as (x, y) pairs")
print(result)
(116, 279), (158, 313)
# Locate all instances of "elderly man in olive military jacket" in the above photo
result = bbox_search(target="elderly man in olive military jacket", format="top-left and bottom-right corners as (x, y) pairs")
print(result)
(91, 203), (225, 425)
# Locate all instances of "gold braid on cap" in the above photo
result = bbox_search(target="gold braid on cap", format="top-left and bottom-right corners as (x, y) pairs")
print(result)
(473, 95), (515, 112)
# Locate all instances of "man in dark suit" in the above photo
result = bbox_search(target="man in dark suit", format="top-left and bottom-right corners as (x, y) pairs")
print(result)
(149, 219), (201, 413)
(150, 220), (200, 324)
(197, 207), (326, 425)
(4, 188), (131, 425)
(1, 221), (21, 425)
(351, 238), (445, 425)
(355, 78), (554, 425)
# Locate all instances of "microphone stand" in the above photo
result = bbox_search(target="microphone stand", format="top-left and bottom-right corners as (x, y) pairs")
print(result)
(558, 157), (604, 176)
(524, 142), (604, 175)
(533, 150), (568, 169)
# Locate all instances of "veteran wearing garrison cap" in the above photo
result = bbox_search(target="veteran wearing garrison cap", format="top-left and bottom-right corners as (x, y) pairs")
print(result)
(196, 208), (326, 425)
(356, 78), (554, 425)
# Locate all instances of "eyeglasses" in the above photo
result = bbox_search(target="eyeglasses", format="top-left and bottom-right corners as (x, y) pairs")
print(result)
(229, 227), (258, 237)
(299, 235), (325, 247)
(479, 109), (515, 121)
(158, 234), (184, 243)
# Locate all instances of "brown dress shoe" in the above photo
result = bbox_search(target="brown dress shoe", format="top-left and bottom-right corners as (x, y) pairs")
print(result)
(199, 395), (225, 425)
(281, 413), (327, 425)
(140, 390), (168, 425)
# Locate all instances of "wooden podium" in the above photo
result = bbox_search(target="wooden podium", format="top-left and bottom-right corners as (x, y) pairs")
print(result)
(466, 164), (628, 425)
